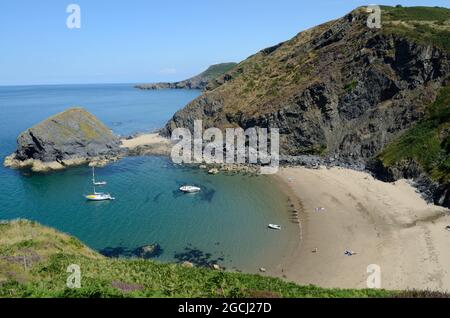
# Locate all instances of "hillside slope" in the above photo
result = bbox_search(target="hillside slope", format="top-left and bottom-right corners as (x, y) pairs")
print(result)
(0, 220), (399, 298)
(162, 6), (450, 163)
(135, 63), (237, 90)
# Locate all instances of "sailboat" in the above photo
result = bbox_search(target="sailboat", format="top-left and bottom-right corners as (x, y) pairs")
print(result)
(85, 187), (115, 201)
(85, 167), (115, 201)
(92, 167), (107, 186)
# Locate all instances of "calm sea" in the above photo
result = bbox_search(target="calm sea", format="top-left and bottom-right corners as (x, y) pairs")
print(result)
(0, 84), (296, 272)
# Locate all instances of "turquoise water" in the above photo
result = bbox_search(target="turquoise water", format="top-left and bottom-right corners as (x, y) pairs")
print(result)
(0, 84), (296, 272)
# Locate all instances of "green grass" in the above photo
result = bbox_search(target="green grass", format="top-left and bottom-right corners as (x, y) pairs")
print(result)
(379, 85), (450, 183)
(344, 80), (358, 93)
(201, 63), (237, 80)
(381, 6), (450, 22)
(0, 220), (405, 298)
(383, 22), (450, 52)
(381, 6), (450, 52)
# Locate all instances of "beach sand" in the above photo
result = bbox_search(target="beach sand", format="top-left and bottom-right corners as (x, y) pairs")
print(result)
(120, 133), (170, 149)
(273, 166), (450, 292)
(120, 133), (172, 156)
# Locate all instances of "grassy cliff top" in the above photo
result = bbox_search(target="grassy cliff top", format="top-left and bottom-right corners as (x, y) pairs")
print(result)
(200, 63), (237, 80)
(0, 220), (406, 298)
(381, 6), (450, 51)
(381, 6), (450, 22)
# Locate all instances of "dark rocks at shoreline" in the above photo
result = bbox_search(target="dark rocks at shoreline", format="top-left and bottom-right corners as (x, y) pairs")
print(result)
(135, 244), (163, 259)
(99, 244), (163, 259)
(280, 155), (366, 171)
(367, 158), (450, 208)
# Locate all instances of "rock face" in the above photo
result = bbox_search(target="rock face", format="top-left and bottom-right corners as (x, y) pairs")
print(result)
(162, 7), (450, 165)
(135, 63), (237, 91)
(4, 108), (121, 171)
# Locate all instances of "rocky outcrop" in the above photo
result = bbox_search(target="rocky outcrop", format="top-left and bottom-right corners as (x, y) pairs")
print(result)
(135, 63), (237, 91)
(4, 108), (122, 172)
(162, 7), (450, 165)
(368, 158), (450, 207)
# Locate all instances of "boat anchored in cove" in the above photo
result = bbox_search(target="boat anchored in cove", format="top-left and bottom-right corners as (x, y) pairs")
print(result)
(85, 167), (115, 201)
(85, 191), (115, 201)
(180, 185), (201, 193)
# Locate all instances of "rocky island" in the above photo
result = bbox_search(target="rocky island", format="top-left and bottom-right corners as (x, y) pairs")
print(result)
(4, 108), (123, 172)
(135, 62), (237, 91)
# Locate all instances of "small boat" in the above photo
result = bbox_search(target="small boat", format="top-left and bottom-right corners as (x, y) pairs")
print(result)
(180, 185), (201, 193)
(85, 167), (114, 201)
(92, 167), (107, 186)
(268, 224), (281, 230)
(85, 192), (115, 201)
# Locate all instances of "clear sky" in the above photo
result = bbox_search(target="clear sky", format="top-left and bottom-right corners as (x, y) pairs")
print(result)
(0, 0), (448, 86)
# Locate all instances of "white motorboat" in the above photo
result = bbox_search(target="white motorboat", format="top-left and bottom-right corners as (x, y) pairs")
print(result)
(180, 185), (201, 193)
(85, 192), (115, 201)
(268, 224), (281, 230)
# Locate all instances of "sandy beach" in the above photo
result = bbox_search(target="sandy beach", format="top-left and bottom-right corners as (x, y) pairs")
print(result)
(120, 133), (171, 149)
(273, 166), (450, 292)
(120, 133), (173, 156)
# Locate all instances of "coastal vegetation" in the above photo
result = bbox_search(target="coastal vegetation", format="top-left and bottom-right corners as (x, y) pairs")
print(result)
(0, 220), (444, 298)
(381, 6), (450, 51)
(379, 84), (450, 184)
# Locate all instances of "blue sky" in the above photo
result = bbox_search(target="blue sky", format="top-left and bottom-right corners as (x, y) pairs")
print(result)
(0, 0), (448, 86)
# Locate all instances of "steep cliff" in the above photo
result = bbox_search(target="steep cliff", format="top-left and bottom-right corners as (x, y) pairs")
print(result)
(162, 6), (450, 165)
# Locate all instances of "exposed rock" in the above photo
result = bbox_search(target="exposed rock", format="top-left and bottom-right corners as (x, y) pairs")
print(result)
(160, 6), (450, 208)
(208, 168), (219, 175)
(135, 244), (162, 259)
(135, 63), (237, 91)
(162, 7), (449, 165)
(4, 108), (122, 171)
(368, 158), (450, 207)
(182, 261), (194, 268)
